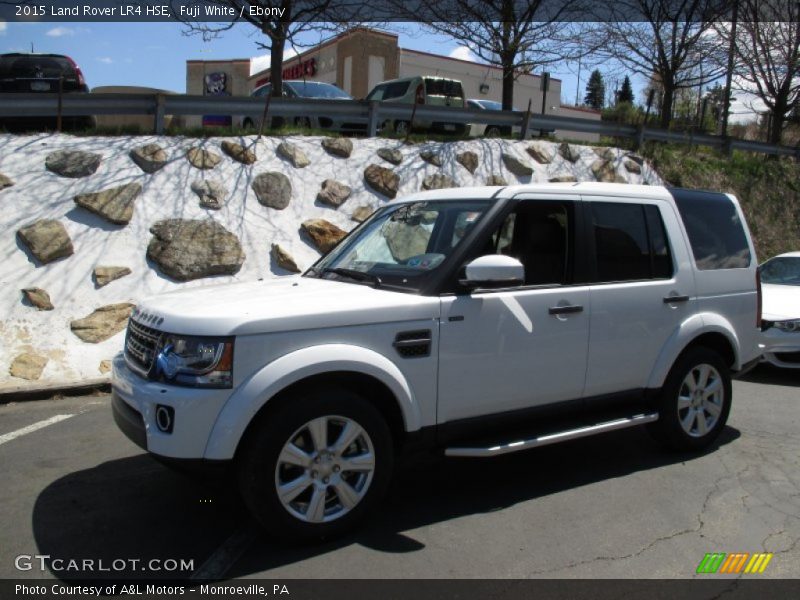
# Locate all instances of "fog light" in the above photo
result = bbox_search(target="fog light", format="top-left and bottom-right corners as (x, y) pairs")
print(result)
(155, 405), (174, 433)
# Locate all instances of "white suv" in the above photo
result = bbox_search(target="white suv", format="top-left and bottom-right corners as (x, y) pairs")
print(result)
(112, 182), (762, 540)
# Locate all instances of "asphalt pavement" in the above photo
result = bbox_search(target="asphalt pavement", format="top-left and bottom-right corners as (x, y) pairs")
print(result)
(0, 366), (798, 581)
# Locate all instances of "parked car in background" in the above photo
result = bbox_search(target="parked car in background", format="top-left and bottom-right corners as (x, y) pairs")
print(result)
(466, 99), (519, 138)
(365, 76), (467, 136)
(242, 80), (365, 133)
(0, 52), (94, 131)
(759, 252), (800, 368)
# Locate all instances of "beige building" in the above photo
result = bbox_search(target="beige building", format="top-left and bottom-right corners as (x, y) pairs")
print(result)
(185, 27), (599, 140)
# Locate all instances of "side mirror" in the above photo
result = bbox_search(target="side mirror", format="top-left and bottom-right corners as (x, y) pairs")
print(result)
(460, 255), (525, 290)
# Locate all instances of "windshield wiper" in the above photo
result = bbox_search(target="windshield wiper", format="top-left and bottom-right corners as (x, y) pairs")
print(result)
(322, 267), (382, 288)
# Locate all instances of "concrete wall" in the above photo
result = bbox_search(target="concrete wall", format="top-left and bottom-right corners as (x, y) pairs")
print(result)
(92, 86), (181, 131)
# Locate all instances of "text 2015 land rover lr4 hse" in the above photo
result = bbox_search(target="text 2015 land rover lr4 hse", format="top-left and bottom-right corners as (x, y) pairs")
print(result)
(112, 182), (762, 540)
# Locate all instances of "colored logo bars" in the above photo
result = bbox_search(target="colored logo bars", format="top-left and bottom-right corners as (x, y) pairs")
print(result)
(696, 552), (773, 574)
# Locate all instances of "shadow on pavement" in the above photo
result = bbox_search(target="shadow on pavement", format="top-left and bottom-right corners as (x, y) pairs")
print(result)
(740, 364), (800, 388)
(32, 425), (740, 581)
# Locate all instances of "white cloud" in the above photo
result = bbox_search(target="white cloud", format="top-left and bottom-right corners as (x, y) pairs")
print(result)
(249, 47), (299, 77)
(46, 27), (75, 37)
(96, 57), (113, 64)
(448, 46), (477, 63)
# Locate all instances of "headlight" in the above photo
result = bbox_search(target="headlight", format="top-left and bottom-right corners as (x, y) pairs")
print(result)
(155, 335), (233, 388)
(774, 319), (800, 333)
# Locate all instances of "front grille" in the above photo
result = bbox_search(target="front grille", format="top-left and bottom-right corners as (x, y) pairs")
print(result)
(125, 319), (163, 376)
(393, 330), (432, 358)
(774, 351), (800, 364)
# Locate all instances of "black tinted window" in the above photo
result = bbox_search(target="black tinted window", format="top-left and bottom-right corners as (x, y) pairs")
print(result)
(482, 203), (572, 286)
(592, 203), (651, 282)
(644, 205), (673, 279)
(0, 55), (74, 78)
(425, 79), (464, 98)
(673, 190), (751, 270)
(383, 81), (410, 100)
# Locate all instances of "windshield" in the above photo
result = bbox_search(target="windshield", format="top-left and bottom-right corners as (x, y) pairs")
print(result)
(307, 200), (494, 291)
(760, 257), (800, 286)
(287, 81), (351, 99)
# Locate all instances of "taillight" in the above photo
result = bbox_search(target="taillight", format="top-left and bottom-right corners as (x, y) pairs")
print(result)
(65, 56), (85, 87)
(756, 268), (762, 328)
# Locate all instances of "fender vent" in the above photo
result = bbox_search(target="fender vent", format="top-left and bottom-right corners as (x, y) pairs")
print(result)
(393, 330), (432, 358)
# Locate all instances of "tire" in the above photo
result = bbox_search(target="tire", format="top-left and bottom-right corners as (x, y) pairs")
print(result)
(484, 126), (501, 138)
(237, 386), (394, 542)
(394, 120), (409, 136)
(647, 347), (732, 451)
(242, 118), (254, 130)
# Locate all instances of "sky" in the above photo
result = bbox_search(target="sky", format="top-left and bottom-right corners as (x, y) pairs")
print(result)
(0, 20), (603, 102)
(0, 19), (760, 121)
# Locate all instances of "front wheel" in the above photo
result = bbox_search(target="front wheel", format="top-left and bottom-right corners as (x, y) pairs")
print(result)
(647, 347), (732, 451)
(237, 387), (393, 542)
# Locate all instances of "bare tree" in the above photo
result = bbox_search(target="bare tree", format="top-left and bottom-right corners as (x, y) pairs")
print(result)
(390, 0), (589, 111)
(721, 0), (800, 145)
(179, 1), (352, 100)
(591, 0), (728, 129)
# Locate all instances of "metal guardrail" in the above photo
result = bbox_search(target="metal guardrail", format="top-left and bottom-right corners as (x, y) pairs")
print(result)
(0, 92), (797, 159)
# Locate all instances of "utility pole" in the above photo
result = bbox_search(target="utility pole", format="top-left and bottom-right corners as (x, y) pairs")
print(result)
(574, 57), (582, 105)
(721, 0), (739, 137)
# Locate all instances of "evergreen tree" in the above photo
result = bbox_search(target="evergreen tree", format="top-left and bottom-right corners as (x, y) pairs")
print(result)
(584, 69), (606, 109)
(618, 76), (634, 104)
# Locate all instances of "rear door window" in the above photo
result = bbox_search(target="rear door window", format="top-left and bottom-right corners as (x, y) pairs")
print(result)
(590, 202), (673, 283)
(672, 190), (751, 270)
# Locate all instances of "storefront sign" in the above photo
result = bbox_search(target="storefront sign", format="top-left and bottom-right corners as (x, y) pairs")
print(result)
(255, 57), (317, 87)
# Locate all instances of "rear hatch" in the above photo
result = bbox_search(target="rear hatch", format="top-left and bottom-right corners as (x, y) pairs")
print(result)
(0, 54), (86, 93)
(424, 78), (464, 108)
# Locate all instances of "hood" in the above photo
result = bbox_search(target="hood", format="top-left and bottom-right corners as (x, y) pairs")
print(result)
(762, 283), (800, 321)
(132, 276), (440, 336)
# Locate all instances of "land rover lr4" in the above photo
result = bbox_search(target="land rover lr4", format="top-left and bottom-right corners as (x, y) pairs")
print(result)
(113, 182), (762, 540)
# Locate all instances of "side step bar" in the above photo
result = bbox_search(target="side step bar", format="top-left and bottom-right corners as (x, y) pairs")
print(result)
(445, 413), (659, 458)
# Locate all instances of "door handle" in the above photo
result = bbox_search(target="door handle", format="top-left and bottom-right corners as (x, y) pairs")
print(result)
(663, 295), (690, 304)
(548, 305), (584, 315)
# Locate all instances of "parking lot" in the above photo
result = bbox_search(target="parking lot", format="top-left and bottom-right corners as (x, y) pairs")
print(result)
(0, 366), (798, 582)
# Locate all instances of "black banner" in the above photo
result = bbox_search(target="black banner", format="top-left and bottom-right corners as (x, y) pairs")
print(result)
(0, 0), (797, 23)
(3, 579), (800, 600)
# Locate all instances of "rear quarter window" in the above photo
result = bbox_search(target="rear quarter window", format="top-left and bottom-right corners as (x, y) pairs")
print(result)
(672, 190), (751, 270)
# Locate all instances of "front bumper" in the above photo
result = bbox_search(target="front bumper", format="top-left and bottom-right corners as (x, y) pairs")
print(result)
(760, 328), (800, 369)
(111, 353), (234, 459)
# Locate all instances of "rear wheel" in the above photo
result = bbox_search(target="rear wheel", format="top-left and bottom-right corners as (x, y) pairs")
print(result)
(648, 347), (732, 451)
(237, 387), (393, 542)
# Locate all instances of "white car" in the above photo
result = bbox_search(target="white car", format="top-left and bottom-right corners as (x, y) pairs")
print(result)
(113, 183), (761, 541)
(759, 252), (800, 368)
(466, 99), (520, 137)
